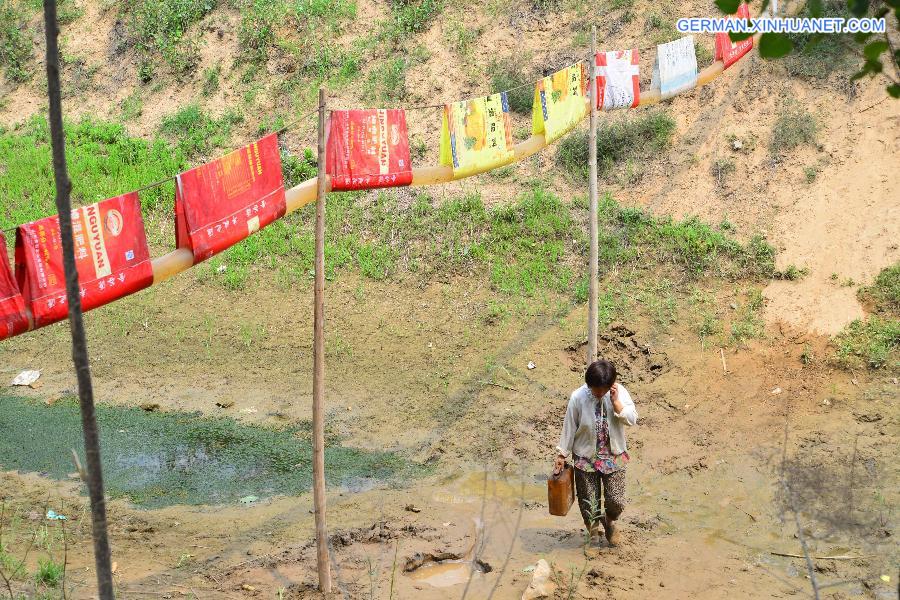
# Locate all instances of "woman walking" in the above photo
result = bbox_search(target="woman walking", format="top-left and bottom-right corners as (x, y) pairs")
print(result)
(553, 359), (637, 546)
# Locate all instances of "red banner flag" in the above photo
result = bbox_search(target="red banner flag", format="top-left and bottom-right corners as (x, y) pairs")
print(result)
(175, 133), (286, 262)
(1, 232), (29, 340)
(15, 193), (154, 328)
(326, 109), (413, 191)
(715, 3), (753, 69)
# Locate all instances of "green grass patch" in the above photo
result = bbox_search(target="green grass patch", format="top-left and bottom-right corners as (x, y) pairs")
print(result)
(834, 317), (899, 371)
(0, 0), (32, 83)
(445, 18), (481, 57)
(834, 262), (900, 372)
(201, 62), (221, 96)
(378, 0), (442, 46)
(557, 111), (676, 179)
(363, 56), (410, 102)
(770, 103), (817, 154)
(0, 395), (422, 508)
(487, 56), (534, 115)
(0, 116), (186, 231)
(159, 104), (243, 159)
(206, 183), (775, 299)
(774, 264), (809, 281)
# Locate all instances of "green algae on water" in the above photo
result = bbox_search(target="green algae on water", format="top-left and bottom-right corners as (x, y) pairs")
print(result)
(0, 395), (421, 508)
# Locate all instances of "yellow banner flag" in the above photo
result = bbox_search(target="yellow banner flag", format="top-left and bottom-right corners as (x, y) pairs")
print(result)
(440, 92), (515, 179)
(532, 63), (589, 144)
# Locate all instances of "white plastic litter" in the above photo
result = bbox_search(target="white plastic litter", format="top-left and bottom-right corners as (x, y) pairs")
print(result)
(527, 361), (536, 370)
(11, 370), (41, 386)
(522, 559), (555, 599)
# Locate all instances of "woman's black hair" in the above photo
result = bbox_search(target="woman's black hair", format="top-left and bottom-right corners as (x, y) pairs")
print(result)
(585, 359), (617, 388)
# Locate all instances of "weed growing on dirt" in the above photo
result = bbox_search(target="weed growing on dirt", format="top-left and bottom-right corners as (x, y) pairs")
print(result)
(378, 0), (442, 47)
(770, 103), (817, 154)
(711, 157), (736, 187)
(445, 18), (480, 57)
(0, 0), (31, 82)
(835, 317), (899, 370)
(159, 104), (243, 159)
(201, 63), (221, 96)
(125, 0), (217, 79)
(364, 57), (411, 102)
(858, 262), (900, 315)
(774, 264), (809, 281)
(34, 558), (63, 587)
(556, 111), (676, 179)
(784, 0), (859, 81)
(729, 288), (765, 345)
(487, 57), (534, 114)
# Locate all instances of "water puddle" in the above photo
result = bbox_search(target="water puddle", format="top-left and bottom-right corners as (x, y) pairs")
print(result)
(407, 560), (487, 588)
(0, 395), (423, 508)
(432, 471), (546, 506)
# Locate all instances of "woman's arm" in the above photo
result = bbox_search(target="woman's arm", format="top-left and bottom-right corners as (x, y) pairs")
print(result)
(611, 384), (637, 426)
(555, 394), (579, 458)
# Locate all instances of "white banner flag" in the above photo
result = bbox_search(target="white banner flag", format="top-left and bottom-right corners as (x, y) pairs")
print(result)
(653, 36), (698, 100)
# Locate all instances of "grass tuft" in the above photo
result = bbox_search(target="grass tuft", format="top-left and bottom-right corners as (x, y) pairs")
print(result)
(770, 103), (817, 154)
(125, 0), (218, 79)
(35, 558), (64, 588)
(487, 56), (534, 115)
(557, 111), (676, 179)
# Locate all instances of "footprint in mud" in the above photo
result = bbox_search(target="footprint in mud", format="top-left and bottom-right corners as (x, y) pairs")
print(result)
(565, 325), (670, 384)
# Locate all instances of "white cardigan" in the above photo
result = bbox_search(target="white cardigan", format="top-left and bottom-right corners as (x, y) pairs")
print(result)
(556, 383), (637, 459)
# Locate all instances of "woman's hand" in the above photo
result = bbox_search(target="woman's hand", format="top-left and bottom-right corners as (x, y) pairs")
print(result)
(610, 384), (625, 414)
(553, 454), (566, 475)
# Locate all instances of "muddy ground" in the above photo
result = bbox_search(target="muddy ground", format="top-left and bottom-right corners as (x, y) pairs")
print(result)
(1, 272), (897, 599)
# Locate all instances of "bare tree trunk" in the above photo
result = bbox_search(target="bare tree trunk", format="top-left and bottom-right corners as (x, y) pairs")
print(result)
(587, 26), (599, 367)
(41, 1), (114, 598)
(313, 87), (332, 593)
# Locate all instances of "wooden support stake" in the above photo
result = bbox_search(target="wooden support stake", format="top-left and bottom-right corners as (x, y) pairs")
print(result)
(42, 1), (114, 598)
(312, 87), (332, 593)
(587, 26), (599, 367)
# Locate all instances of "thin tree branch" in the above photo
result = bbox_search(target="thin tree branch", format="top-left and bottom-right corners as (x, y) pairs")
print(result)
(42, 1), (115, 597)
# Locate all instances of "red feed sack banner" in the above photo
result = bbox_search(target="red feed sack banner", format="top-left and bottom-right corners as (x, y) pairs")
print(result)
(326, 109), (413, 191)
(715, 3), (753, 69)
(15, 193), (154, 328)
(0, 232), (29, 340)
(175, 133), (286, 262)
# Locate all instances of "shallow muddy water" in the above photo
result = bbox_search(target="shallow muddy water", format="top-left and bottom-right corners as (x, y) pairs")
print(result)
(0, 394), (422, 508)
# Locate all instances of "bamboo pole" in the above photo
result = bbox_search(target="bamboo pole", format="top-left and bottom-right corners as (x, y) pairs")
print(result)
(41, 1), (114, 598)
(587, 26), (599, 367)
(312, 87), (331, 594)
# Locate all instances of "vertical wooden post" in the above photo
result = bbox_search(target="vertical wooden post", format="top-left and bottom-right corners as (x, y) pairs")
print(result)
(587, 26), (599, 367)
(313, 87), (332, 593)
(41, 1), (114, 598)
